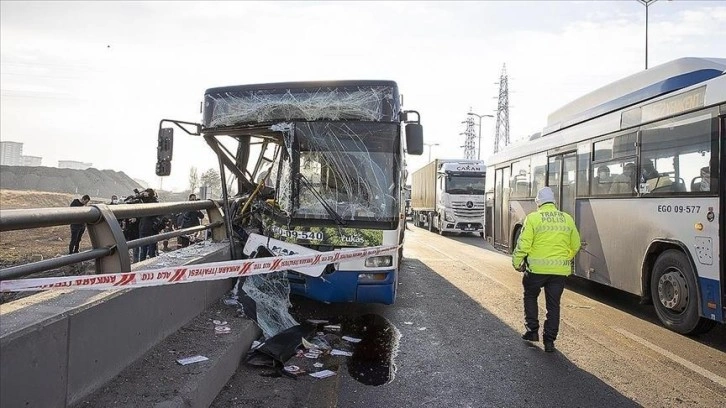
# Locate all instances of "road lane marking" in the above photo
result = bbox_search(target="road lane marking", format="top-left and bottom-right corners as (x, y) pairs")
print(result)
(613, 327), (726, 389)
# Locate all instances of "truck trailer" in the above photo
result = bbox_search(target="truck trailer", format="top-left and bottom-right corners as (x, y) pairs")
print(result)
(410, 159), (486, 235)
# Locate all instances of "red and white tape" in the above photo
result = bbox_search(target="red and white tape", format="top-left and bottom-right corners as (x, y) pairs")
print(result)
(0, 245), (398, 292)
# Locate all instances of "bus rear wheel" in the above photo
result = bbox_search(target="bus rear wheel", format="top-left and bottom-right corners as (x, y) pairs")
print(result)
(650, 250), (715, 335)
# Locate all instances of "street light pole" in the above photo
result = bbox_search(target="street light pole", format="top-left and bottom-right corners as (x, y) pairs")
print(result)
(424, 143), (439, 162)
(636, 0), (660, 70)
(467, 111), (494, 160)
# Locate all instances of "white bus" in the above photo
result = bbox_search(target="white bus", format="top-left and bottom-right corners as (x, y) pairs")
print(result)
(485, 57), (725, 334)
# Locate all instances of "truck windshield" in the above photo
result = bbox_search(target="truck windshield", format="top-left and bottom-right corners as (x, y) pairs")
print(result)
(286, 121), (399, 222)
(446, 175), (486, 195)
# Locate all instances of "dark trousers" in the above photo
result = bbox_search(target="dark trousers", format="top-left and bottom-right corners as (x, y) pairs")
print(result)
(139, 244), (157, 261)
(522, 273), (566, 342)
(69, 225), (86, 254)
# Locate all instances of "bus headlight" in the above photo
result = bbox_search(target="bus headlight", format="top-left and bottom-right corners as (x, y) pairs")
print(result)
(365, 255), (393, 268)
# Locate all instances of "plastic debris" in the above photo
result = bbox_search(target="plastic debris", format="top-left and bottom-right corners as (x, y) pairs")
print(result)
(176, 355), (209, 365)
(403, 322), (413, 325)
(304, 352), (320, 359)
(307, 319), (329, 324)
(283, 365), (307, 377)
(313, 362), (324, 368)
(309, 370), (337, 379)
(213, 320), (228, 325)
(342, 336), (362, 343)
(215, 326), (231, 334)
(331, 349), (353, 357)
(323, 324), (341, 332)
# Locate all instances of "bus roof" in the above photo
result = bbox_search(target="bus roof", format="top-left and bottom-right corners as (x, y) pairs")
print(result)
(205, 80), (398, 95)
(544, 57), (726, 135)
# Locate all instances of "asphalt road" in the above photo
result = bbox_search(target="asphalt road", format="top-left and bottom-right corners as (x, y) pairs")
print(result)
(213, 225), (726, 407)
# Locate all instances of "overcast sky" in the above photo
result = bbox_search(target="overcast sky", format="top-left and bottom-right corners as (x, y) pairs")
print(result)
(1, 1), (725, 193)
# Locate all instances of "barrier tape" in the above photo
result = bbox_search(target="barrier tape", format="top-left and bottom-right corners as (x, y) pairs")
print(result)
(0, 245), (398, 292)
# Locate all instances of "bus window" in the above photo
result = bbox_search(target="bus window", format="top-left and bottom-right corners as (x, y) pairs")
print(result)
(547, 156), (562, 204)
(640, 114), (718, 195)
(510, 158), (531, 198)
(604, 161), (637, 195)
(530, 153), (547, 197)
(577, 143), (590, 197)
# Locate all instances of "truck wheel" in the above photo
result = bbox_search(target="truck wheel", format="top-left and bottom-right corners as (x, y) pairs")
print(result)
(428, 213), (434, 232)
(438, 216), (447, 236)
(650, 250), (715, 335)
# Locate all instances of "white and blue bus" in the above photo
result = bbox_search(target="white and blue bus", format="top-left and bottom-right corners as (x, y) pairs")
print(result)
(159, 80), (424, 305)
(485, 58), (725, 334)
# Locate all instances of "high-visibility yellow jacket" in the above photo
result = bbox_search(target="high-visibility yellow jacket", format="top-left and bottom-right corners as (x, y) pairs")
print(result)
(512, 203), (581, 275)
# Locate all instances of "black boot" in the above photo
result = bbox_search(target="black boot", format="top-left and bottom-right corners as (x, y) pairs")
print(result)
(521, 330), (539, 341)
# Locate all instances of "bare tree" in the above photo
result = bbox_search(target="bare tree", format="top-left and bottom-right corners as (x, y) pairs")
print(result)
(200, 168), (222, 198)
(188, 166), (199, 194)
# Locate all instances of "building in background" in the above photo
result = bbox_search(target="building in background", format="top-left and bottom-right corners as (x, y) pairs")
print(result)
(1, 141), (23, 166)
(58, 160), (92, 170)
(21, 156), (42, 166)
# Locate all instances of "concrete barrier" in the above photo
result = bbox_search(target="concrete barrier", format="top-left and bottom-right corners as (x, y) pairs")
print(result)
(0, 243), (239, 407)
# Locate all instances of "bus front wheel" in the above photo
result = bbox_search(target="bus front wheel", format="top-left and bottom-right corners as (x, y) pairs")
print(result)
(650, 249), (715, 335)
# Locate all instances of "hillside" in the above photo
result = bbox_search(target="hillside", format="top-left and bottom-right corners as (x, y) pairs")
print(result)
(0, 165), (143, 199)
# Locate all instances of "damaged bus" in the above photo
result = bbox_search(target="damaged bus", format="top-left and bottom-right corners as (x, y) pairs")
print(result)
(156, 80), (424, 304)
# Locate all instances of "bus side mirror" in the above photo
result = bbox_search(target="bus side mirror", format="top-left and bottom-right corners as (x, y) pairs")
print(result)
(405, 123), (424, 155)
(156, 160), (171, 177)
(156, 128), (173, 176)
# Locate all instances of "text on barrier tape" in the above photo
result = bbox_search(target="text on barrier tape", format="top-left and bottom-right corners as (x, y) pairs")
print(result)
(0, 245), (398, 292)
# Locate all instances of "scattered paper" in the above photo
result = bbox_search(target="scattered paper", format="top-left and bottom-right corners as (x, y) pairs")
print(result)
(313, 362), (324, 368)
(342, 336), (362, 343)
(304, 352), (320, 359)
(323, 324), (341, 332)
(177, 355), (209, 365)
(418, 327), (427, 331)
(310, 370), (337, 379)
(404, 322), (413, 325)
(212, 320), (228, 325)
(331, 349), (353, 357)
(215, 326), (231, 334)
(223, 298), (238, 306)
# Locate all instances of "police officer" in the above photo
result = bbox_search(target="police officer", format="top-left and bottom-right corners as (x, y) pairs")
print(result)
(512, 187), (581, 352)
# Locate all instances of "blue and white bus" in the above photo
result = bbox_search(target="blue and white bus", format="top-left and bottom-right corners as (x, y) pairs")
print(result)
(159, 80), (423, 305)
(485, 58), (725, 334)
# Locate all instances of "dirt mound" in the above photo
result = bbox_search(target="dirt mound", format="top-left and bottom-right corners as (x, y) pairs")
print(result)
(0, 165), (142, 199)
(0, 189), (78, 209)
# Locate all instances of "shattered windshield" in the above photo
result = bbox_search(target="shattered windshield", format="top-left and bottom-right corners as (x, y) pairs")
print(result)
(284, 122), (399, 222)
(445, 175), (486, 195)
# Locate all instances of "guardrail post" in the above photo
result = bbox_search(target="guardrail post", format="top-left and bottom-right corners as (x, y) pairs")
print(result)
(205, 200), (227, 242)
(87, 204), (131, 273)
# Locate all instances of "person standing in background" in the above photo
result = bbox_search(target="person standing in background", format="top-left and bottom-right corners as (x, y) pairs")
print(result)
(69, 194), (91, 254)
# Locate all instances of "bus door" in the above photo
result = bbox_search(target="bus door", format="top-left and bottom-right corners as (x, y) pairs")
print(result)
(547, 152), (577, 216)
(494, 166), (511, 249)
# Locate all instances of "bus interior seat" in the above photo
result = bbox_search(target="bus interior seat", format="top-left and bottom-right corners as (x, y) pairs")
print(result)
(690, 176), (702, 192)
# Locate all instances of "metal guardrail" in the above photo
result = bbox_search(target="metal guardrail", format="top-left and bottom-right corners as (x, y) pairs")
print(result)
(0, 200), (228, 281)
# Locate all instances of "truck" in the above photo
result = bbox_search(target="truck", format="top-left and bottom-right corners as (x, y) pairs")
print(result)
(410, 159), (486, 235)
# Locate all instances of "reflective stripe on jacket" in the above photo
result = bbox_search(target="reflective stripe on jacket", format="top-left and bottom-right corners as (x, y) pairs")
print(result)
(511, 203), (581, 276)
